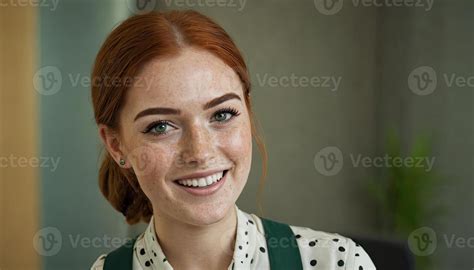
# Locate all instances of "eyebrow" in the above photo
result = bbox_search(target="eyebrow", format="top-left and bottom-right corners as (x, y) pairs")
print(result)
(134, 92), (242, 121)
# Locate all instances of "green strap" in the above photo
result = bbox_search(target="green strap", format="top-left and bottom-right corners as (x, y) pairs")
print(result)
(260, 217), (304, 270)
(103, 236), (137, 270)
(103, 219), (303, 270)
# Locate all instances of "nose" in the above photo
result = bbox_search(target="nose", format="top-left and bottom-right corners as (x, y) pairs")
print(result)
(178, 123), (216, 168)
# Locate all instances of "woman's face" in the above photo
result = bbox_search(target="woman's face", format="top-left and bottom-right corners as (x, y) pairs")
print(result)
(107, 47), (252, 226)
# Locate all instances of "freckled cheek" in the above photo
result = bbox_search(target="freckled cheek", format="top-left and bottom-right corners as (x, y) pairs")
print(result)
(133, 144), (175, 195)
(217, 125), (252, 165)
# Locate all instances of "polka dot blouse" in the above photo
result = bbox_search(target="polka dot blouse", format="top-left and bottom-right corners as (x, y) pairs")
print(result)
(91, 205), (376, 270)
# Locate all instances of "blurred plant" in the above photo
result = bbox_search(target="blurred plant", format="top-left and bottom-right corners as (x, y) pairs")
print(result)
(367, 129), (446, 270)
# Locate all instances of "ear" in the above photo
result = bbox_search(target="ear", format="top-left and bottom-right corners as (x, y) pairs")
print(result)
(98, 124), (131, 169)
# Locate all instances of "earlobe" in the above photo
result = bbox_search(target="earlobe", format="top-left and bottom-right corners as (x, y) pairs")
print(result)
(98, 124), (128, 167)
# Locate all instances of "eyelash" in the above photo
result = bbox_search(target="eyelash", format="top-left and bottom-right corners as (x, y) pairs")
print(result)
(142, 107), (241, 136)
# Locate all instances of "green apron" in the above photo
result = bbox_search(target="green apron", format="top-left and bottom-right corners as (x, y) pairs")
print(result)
(104, 216), (303, 270)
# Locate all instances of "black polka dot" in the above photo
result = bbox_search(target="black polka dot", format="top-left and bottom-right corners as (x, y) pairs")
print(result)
(140, 248), (146, 255)
(295, 234), (301, 239)
(238, 245), (242, 250)
(355, 253), (360, 257)
(338, 260), (345, 267)
(245, 231), (248, 235)
(359, 266), (364, 270)
(259, 247), (266, 253)
(339, 246), (345, 252)
(248, 220), (254, 225)
(309, 241), (316, 247)
(163, 258), (167, 262)
(310, 259), (317, 266)
(145, 261), (150, 267)
(251, 258), (254, 264)
(245, 253), (248, 258)
(333, 238), (339, 242)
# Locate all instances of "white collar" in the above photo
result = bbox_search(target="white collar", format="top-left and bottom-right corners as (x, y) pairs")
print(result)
(133, 204), (261, 270)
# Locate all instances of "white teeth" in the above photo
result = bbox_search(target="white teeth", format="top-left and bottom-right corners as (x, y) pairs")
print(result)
(177, 171), (224, 188)
(206, 176), (214, 185)
(198, 178), (206, 187)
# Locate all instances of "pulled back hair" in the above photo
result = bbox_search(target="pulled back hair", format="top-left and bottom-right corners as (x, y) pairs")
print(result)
(91, 10), (268, 225)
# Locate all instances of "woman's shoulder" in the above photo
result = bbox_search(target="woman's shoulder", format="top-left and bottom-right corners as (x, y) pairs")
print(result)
(90, 254), (107, 270)
(289, 224), (377, 270)
(249, 213), (376, 269)
(289, 223), (356, 245)
(248, 212), (363, 248)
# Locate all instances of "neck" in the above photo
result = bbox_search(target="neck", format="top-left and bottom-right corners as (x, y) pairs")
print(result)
(153, 206), (237, 270)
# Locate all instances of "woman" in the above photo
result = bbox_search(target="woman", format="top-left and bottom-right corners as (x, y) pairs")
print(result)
(90, 10), (376, 270)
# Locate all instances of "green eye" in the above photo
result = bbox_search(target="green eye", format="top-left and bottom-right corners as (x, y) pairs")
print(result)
(213, 107), (240, 123)
(215, 112), (229, 122)
(153, 123), (168, 133)
(144, 120), (172, 135)
(143, 107), (241, 137)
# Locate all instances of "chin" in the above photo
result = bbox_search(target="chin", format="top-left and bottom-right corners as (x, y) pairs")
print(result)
(183, 199), (234, 226)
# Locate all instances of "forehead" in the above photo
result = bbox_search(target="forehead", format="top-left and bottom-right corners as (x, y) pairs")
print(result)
(127, 47), (242, 111)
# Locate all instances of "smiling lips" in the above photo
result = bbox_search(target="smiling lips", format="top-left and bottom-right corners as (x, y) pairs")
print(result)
(176, 170), (226, 188)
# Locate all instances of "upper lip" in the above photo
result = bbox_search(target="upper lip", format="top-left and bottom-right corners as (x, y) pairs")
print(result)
(174, 168), (229, 181)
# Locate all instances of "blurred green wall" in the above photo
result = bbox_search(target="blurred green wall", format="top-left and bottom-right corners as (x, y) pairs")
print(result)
(39, 1), (135, 269)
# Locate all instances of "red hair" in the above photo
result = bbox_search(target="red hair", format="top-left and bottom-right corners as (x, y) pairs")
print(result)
(91, 10), (268, 224)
